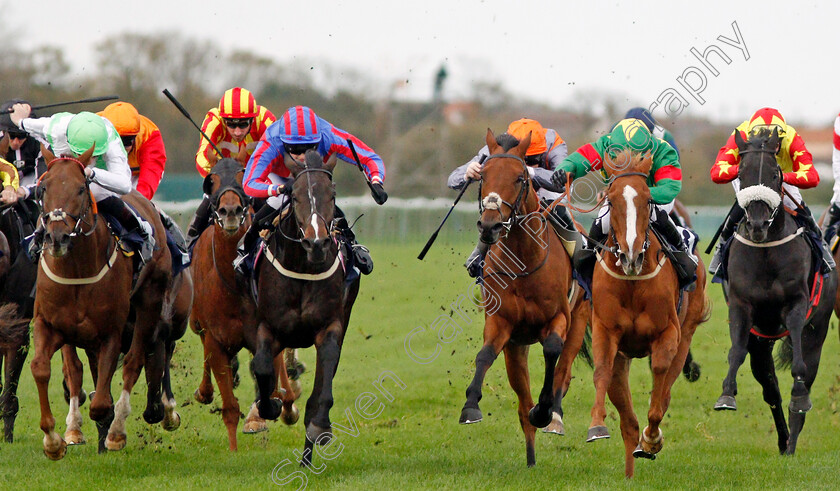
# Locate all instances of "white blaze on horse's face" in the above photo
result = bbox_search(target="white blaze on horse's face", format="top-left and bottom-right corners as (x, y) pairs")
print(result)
(623, 185), (638, 258)
(311, 197), (321, 241)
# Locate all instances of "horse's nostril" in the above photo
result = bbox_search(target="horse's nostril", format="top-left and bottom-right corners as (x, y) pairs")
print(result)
(235, 206), (243, 216)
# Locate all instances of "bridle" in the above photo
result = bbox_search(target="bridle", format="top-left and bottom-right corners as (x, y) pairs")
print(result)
(38, 157), (99, 240)
(737, 144), (783, 228)
(276, 167), (336, 244)
(477, 153), (531, 231)
(603, 171), (651, 258)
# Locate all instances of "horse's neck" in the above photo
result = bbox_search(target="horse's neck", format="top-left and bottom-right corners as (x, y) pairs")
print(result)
(494, 219), (548, 266)
(213, 223), (243, 258)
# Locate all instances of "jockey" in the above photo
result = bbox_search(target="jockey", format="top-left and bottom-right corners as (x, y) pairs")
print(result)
(8, 103), (155, 263)
(448, 118), (572, 277)
(0, 157), (22, 205)
(551, 118), (698, 288)
(99, 101), (189, 264)
(98, 102), (166, 200)
(624, 107), (680, 157)
(0, 99), (45, 234)
(236, 105), (387, 277)
(822, 112), (840, 242)
(708, 107), (834, 275)
(184, 87), (276, 252)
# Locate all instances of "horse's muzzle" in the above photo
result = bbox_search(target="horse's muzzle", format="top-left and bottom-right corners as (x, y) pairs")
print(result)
(44, 230), (72, 257)
(477, 218), (503, 245)
(617, 250), (644, 276)
(301, 237), (330, 264)
(217, 204), (245, 233)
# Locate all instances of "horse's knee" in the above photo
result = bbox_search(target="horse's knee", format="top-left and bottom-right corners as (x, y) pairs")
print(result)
(543, 333), (564, 359)
(475, 345), (497, 367)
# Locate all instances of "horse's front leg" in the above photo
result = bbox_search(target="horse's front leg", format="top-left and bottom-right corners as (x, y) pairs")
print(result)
(587, 310), (620, 442)
(746, 335), (788, 454)
(637, 320), (680, 459)
(545, 297), (590, 435)
(252, 321), (283, 421)
(715, 302), (752, 410)
(61, 346), (86, 445)
(30, 317), (65, 460)
(0, 338), (29, 443)
(783, 298), (811, 414)
(787, 316), (829, 455)
(529, 313), (568, 429)
(459, 316), (512, 425)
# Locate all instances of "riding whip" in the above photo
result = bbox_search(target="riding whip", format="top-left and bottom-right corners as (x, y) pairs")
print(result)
(705, 200), (739, 254)
(3, 95), (120, 113)
(417, 155), (487, 260)
(161, 89), (222, 157)
(346, 139), (377, 194)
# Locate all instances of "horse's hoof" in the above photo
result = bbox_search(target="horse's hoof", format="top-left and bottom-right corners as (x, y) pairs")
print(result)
(586, 425), (610, 442)
(243, 418), (268, 434)
(640, 426), (663, 454)
(683, 361), (701, 382)
(714, 395), (737, 411)
(105, 433), (127, 451)
(633, 443), (657, 460)
(162, 412), (181, 431)
(64, 429), (86, 445)
(281, 404), (300, 426)
(541, 412), (565, 435)
(143, 405), (165, 425)
(459, 407), (482, 424)
(789, 395), (812, 414)
(528, 404), (552, 428)
(257, 398), (282, 421)
(43, 440), (68, 461)
(194, 388), (213, 405)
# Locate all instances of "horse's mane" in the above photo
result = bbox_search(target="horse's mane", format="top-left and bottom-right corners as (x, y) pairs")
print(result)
(605, 148), (652, 177)
(496, 133), (520, 152)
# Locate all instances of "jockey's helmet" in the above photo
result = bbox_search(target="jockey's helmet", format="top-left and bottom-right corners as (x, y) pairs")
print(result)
(99, 102), (140, 136)
(506, 118), (547, 156)
(218, 87), (258, 119)
(747, 107), (787, 137)
(624, 107), (656, 132)
(67, 112), (109, 157)
(607, 118), (655, 157)
(278, 106), (322, 145)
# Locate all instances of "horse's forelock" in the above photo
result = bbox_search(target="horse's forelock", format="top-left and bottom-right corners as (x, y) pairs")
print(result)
(606, 149), (651, 176)
(496, 133), (520, 152)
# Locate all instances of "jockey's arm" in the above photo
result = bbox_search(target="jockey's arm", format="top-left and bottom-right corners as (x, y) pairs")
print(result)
(782, 131), (818, 189)
(448, 147), (489, 189)
(195, 112), (223, 178)
(243, 138), (285, 199)
(135, 129), (166, 199)
(649, 142), (682, 204)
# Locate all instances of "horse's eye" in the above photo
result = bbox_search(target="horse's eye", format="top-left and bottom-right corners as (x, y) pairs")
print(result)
(78, 186), (86, 196)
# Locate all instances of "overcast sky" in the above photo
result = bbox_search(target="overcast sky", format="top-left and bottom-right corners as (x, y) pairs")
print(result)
(9, 0), (840, 126)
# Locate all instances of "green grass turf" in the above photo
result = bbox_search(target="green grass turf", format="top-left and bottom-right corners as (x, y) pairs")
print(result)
(1, 238), (840, 489)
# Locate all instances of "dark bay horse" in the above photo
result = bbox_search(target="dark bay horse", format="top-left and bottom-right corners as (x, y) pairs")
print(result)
(190, 158), (298, 451)
(30, 146), (173, 458)
(459, 129), (589, 467)
(252, 150), (360, 467)
(587, 150), (709, 477)
(713, 128), (836, 455)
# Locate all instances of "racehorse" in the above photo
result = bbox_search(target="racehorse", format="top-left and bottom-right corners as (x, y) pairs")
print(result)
(189, 157), (298, 451)
(29, 146), (173, 459)
(458, 129), (590, 467)
(0, 136), (39, 443)
(251, 149), (360, 467)
(586, 149), (709, 477)
(713, 128), (836, 455)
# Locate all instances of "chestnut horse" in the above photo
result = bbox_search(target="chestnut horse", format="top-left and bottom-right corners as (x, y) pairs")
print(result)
(30, 147), (172, 458)
(713, 128), (837, 455)
(190, 158), (298, 451)
(252, 150), (360, 467)
(586, 150), (709, 477)
(459, 129), (589, 467)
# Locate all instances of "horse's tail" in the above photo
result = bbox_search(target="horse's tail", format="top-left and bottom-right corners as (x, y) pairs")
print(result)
(0, 303), (30, 349)
(775, 335), (794, 370)
(577, 322), (594, 368)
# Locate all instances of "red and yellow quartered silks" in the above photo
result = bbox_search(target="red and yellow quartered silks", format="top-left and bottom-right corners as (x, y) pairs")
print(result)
(711, 108), (818, 188)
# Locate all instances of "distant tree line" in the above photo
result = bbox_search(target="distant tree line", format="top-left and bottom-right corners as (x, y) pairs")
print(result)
(3, 31), (830, 207)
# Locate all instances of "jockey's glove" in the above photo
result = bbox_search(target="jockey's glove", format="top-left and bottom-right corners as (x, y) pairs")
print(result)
(548, 169), (567, 193)
(371, 183), (388, 205)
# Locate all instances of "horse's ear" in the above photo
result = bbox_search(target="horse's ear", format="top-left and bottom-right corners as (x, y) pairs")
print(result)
(41, 143), (55, 164)
(202, 173), (215, 197)
(77, 145), (96, 166)
(284, 152), (303, 176)
(770, 127), (782, 153)
(485, 128), (498, 153)
(207, 148), (219, 169)
(0, 133), (9, 156)
(235, 146), (248, 167)
(516, 132), (532, 157)
(324, 152), (338, 173)
(733, 130), (747, 152)
(638, 151), (654, 175)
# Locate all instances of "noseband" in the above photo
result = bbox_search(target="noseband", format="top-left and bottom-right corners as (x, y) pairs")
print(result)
(277, 167), (336, 243)
(38, 157), (98, 239)
(478, 153), (530, 230)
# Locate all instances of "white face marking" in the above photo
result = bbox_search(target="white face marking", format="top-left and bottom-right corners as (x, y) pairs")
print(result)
(622, 185), (638, 256)
(311, 212), (320, 240)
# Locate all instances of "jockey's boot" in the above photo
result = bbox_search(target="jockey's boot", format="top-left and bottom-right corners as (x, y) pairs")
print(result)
(464, 240), (491, 278)
(25, 223), (45, 262)
(652, 211), (697, 289)
(823, 203), (840, 243)
(800, 205), (836, 274)
(159, 208), (190, 265)
(572, 219), (605, 285)
(541, 198), (573, 229)
(709, 204), (745, 276)
(98, 196), (155, 264)
(185, 196), (213, 255)
(233, 204), (280, 279)
(334, 209), (373, 275)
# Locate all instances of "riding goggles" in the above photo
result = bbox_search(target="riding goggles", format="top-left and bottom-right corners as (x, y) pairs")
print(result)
(224, 118), (253, 129)
(283, 143), (319, 155)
